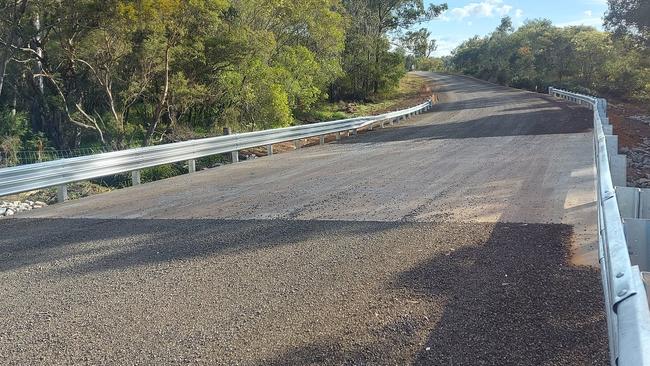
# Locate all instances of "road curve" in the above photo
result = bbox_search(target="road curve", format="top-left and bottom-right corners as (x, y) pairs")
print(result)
(0, 73), (607, 365)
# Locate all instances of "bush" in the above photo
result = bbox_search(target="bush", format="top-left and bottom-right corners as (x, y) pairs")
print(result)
(141, 163), (186, 183)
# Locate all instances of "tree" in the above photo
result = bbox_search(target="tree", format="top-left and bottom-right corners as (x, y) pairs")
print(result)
(605, 0), (650, 47)
(401, 28), (436, 58)
(334, 0), (447, 99)
(448, 18), (650, 101)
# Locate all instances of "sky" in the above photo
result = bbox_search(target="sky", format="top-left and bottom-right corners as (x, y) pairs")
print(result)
(421, 0), (609, 57)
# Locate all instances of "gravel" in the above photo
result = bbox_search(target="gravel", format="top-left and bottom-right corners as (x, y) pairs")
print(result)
(624, 137), (650, 187)
(0, 200), (47, 216)
(0, 219), (607, 365)
(0, 73), (606, 365)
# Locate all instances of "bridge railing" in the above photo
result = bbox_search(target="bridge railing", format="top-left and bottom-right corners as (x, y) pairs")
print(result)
(0, 100), (433, 201)
(550, 87), (650, 365)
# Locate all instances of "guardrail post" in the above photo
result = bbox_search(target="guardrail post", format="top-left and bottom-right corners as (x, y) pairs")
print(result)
(294, 139), (302, 149)
(57, 184), (67, 203)
(352, 129), (358, 136)
(336, 132), (341, 141)
(131, 170), (141, 186)
(611, 154), (627, 187)
(381, 121), (386, 128)
(606, 135), (619, 159)
(224, 127), (238, 163)
(368, 124), (374, 131)
(319, 136), (325, 145)
(267, 144), (273, 156)
(187, 159), (196, 174)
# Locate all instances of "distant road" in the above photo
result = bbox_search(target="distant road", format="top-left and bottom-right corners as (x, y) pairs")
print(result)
(0, 73), (607, 365)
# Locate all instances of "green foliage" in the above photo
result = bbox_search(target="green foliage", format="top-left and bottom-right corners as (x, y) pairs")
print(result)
(414, 57), (446, 72)
(0, 0), (447, 154)
(333, 0), (446, 100)
(0, 110), (29, 166)
(0, 0), (347, 149)
(0, 110), (27, 137)
(448, 17), (650, 101)
(141, 163), (185, 183)
(605, 0), (650, 47)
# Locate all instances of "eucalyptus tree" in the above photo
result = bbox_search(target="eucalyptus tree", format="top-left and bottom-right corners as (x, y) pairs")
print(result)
(336, 0), (447, 99)
(605, 0), (650, 48)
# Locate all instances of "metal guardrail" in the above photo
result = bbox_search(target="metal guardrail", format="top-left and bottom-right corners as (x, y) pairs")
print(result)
(549, 87), (650, 365)
(0, 148), (113, 168)
(0, 100), (432, 200)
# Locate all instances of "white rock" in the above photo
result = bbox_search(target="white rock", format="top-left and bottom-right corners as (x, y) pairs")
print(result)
(5, 209), (14, 216)
(35, 201), (47, 206)
(0, 208), (6, 216)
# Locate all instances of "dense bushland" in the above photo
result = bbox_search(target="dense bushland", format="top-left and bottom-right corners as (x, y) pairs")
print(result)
(0, 0), (446, 162)
(445, 14), (649, 101)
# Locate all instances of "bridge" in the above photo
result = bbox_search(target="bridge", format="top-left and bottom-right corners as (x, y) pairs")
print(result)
(1, 73), (648, 364)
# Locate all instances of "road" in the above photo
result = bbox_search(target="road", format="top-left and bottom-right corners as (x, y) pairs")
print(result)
(0, 73), (607, 365)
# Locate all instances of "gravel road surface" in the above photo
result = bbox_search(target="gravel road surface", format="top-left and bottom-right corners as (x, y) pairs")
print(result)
(1, 73), (607, 365)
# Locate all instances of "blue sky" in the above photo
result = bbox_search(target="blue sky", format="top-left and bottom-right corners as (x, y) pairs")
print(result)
(420, 0), (609, 56)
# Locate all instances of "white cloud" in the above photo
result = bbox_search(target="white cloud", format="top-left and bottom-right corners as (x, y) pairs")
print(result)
(515, 9), (524, 18)
(443, 0), (514, 21)
(584, 10), (593, 17)
(431, 36), (464, 57)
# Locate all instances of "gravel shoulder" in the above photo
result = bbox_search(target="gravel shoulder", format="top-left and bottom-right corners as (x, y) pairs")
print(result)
(0, 73), (605, 365)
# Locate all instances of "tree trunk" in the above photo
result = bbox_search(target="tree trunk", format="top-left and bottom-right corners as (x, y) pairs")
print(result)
(0, 58), (9, 99)
(143, 45), (171, 146)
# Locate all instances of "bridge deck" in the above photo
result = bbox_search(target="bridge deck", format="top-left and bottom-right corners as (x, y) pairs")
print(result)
(0, 73), (607, 364)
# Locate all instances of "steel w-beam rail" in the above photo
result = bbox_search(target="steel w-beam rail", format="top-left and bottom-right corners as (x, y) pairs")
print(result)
(0, 101), (432, 198)
(550, 87), (650, 365)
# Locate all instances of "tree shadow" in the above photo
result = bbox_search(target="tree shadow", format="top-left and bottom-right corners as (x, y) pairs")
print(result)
(0, 219), (608, 364)
(0, 218), (396, 274)
(256, 223), (608, 365)
(344, 106), (592, 146)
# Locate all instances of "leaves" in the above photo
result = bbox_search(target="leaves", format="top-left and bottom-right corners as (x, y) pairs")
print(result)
(449, 17), (650, 100)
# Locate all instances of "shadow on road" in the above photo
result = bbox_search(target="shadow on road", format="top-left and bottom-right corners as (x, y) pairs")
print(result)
(346, 98), (592, 144)
(253, 222), (608, 366)
(0, 218), (607, 364)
